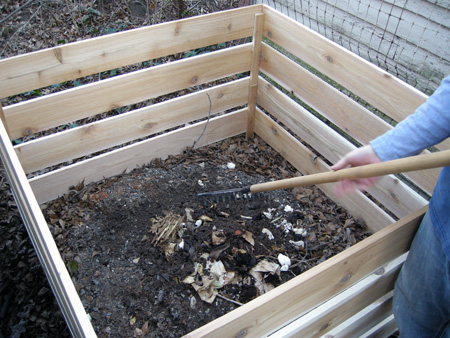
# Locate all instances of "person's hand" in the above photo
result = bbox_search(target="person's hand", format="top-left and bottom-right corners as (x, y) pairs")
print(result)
(331, 145), (382, 197)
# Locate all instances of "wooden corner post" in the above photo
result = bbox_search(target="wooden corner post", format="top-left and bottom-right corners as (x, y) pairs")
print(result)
(0, 103), (9, 137)
(246, 13), (263, 138)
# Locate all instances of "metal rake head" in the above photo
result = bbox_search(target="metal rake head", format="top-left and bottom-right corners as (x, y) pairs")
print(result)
(197, 186), (263, 206)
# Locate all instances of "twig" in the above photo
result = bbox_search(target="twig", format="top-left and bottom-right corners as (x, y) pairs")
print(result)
(0, 0), (38, 25)
(1, 3), (42, 57)
(217, 294), (243, 306)
(167, 92), (212, 169)
(191, 92), (212, 149)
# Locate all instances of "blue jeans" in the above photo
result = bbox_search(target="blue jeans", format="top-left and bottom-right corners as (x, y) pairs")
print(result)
(393, 211), (450, 337)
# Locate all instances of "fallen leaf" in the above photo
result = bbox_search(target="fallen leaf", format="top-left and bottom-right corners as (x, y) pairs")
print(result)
(141, 321), (149, 335)
(242, 231), (254, 246)
(212, 230), (226, 245)
(200, 215), (213, 222)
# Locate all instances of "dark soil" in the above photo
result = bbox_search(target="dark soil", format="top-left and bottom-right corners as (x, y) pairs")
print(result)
(40, 136), (370, 337)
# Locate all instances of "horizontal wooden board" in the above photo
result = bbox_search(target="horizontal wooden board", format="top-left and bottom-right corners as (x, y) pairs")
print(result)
(254, 108), (394, 232)
(16, 79), (249, 173)
(0, 5), (262, 98)
(4, 44), (252, 140)
(184, 205), (424, 338)
(29, 109), (247, 204)
(262, 5), (450, 152)
(327, 293), (394, 338)
(271, 255), (404, 337)
(261, 5), (427, 123)
(259, 44), (440, 195)
(256, 77), (430, 216)
(260, 42), (391, 145)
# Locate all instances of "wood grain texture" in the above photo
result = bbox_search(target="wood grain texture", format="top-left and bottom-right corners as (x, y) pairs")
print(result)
(254, 108), (394, 232)
(246, 13), (264, 137)
(0, 5), (262, 98)
(256, 77), (431, 213)
(4, 44), (252, 139)
(16, 79), (248, 173)
(29, 109), (247, 203)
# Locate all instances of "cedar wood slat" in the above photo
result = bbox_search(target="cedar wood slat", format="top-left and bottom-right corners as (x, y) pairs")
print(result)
(4, 44), (252, 140)
(259, 42), (439, 195)
(326, 296), (394, 338)
(261, 6), (424, 122)
(271, 256), (403, 337)
(257, 77), (427, 219)
(0, 5), (262, 98)
(16, 79), (248, 173)
(29, 109), (247, 203)
(246, 13), (264, 137)
(0, 119), (97, 337)
(254, 108), (394, 232)
(262, 5), (450, 152)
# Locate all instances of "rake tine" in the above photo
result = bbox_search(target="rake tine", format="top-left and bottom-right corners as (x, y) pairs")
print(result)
(197, 186), (252, 205)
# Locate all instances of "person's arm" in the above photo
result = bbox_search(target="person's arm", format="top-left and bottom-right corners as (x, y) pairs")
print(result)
(371, 75), (450, 161)
(332, 74), (450, 197)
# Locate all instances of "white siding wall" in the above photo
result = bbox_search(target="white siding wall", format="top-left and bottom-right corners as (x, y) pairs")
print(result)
(255, 0), (450, 94)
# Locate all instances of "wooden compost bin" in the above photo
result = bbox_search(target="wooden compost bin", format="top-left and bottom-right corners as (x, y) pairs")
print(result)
(0, 4), (445, 337)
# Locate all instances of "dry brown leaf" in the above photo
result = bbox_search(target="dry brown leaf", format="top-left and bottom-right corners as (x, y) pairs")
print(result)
(211, 230), (226, 245)
(242, 231), (254, 246)
(141, 321), (149, 335)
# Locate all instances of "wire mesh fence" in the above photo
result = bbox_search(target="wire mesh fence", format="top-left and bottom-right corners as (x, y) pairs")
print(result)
(252, 0), (450, 95)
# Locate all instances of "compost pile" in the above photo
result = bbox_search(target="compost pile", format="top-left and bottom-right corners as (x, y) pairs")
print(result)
(0, 1), (372, 337)
(40, 136), (370, 337)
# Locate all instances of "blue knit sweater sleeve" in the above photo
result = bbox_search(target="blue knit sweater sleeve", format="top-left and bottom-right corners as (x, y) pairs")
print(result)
(370, 74), (450, 161)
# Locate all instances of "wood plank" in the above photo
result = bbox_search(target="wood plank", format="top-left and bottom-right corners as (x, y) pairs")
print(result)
(325, 292), (394, 338)
(4, 44), (252, 140)
(184, 206), (425, 338)
(363, 314), (398, 338)
(256, 77), (430, 215)
(258, 44), (440, 195)
(0, 119), (97, 337)
(246, 13), (264, 138)
(261, 5), (426, 123)
(262, 5), (450, 152)
(254, 108), (394, 232)
(16, 79), (249, 173)
(0, 103), (7, 134)
(29, 109), (247, 204)
(260, 42), (391, 144)
(270, 255), (404, 337)
(0, 5), (262, 98)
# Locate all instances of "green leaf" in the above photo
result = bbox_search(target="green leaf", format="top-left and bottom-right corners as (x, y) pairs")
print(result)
(67, 260), (79, 275)
(104, 27), (118, 35)
(183, 50), (197, 58)
(88, 8), (102, 16)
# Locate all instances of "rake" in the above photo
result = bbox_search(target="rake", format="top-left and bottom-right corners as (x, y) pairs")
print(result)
(197, 149), (450, 205)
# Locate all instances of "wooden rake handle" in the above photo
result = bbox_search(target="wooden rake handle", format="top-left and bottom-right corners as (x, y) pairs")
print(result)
(249, 149), (450, 193)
